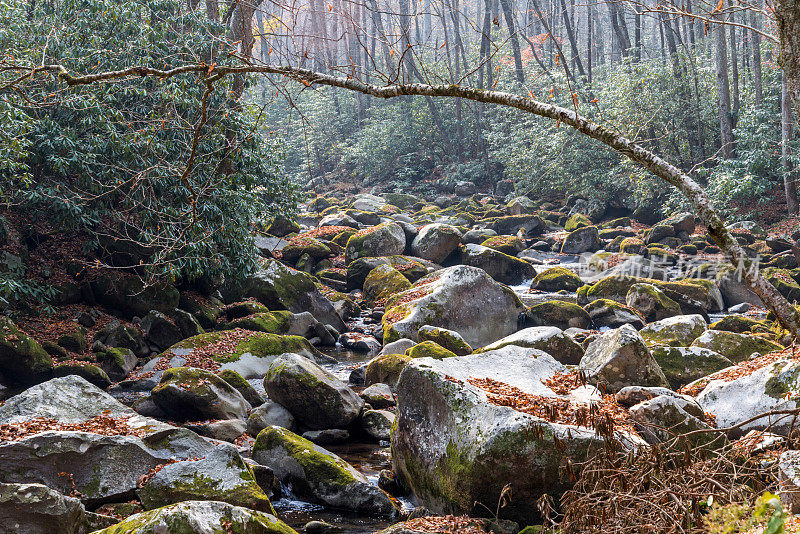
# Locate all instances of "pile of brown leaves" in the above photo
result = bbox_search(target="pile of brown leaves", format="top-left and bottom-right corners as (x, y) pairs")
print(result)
(395, 515), (490, 534)
(296, 226), (353, 240)
(0, 414), (148, 442)
(151, 328), (258, 373)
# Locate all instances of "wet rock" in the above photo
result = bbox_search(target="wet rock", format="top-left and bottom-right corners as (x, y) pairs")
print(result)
(302, 429), (351, 445)
(579, 324), (669, 392)
(639, 314), (707, 348)
(477, 326), (584, 365)
(361, 409), (395, 440)
(247, 401), (297, 435)
(339, 332), (382, 354)
(305, 520), (345, 534)
(263, 353), (364, 430)
(383, 265), (526, 349)
(91, 500), (297, 533)
(253, 426), (396, 516)
(411, 224), (462, 264)
(460, 244), (536, 285)
(151, 367), (252, 421)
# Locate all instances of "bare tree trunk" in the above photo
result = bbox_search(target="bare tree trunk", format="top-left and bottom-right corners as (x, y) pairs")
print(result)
(729, 19), (740, 126)
(558, 0), (586, 78)
(750, 8), (763, 106)
(783, 76), (799, 214)
(499, 0), (525, 83)
(775, 0), (800, 119)
(714, 10), (736, 159)
(586, 0), (593, 84)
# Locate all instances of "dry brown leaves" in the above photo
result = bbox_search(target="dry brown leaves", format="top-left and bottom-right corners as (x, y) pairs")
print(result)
(395, 515), (489, 534)
(0, 414), (148, 442)
(152, 328), (258, 373)
(296, 226), (353, 240)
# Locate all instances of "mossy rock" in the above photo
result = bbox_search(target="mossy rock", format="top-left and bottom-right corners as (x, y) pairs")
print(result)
(711, 315), (768, 334)
(530, 267), (582, 292)
(460, 244), (536, 285)
(365, 353), (411, 387)
(93, 500), (297, 534)
(576, 284), (591, 305)
(363, 264), (413, 305)
(218, 368), (264, 406)
(690, 330), (783, 363)
(0, 317), (53, 385)
(384, 193), (421, 210)
(280, 236), (332, 263)
(763, 267), (800, 302)
(601, 217), (632, 229)
(344, 222), (406, 263)
(90, 275), (179, 319)
(678, 244), (698, 255)
(405, 341), (458, 360)
(651, 346), (733, 389)
(645, 246), (678, 264)
(479, 235), (525, 255)
(151, 366), (251, 421)
(564, 213), (591, 232)
(625, 283), (681, 322)
(57, 327), (87, 353)
(586, 275), (712, 312)
(525, 300), (591, 330)
(53, 362), (111, 388)
(639, 314), (707, 348)
(266, 214), (301, 237)
(417, 326), (472, 356)
(619, 237), (644, 254)
(97, 347), (137, 381)
(488, 214), (545, 237)
(332, 228), (357, 246)
(224, 311), (295, 334)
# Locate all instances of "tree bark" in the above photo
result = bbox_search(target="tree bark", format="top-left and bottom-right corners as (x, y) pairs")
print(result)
(714, 10), (736, 159)
(776, 0), (800, 119)
(499, 0), (525, 83)
(783, 76), (799, 214)
(750, 7), (763, 107)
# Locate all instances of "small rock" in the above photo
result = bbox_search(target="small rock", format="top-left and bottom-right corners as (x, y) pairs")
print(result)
(302, 429), (351, 445)
(361, 409), (395, 441)
(360, 383), (396, 408)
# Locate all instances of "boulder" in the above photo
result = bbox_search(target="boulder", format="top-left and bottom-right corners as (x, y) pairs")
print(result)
(690, 330), (782, 363)
(383, 265), (526, 348)
(263, 353), (364, 430)
(579, 324), (669, 392)
(639, 314), (708, 348)
(361, 409), (395, 441)
(217, 369), (264, 406)
(151, 367), (252, 421)
(584, 299), (645, 330)
(345, 223), (406, 263)
(363, 264), (412, 304)
(460, 244), (536, 285)
(244, 260), (345, 332)
(525, 301), (592, 330)
(564, 213), (591, 232)
(97, 347), (138, 382)
(405, 341), (458, 360)
(90, 275), (179, 319)
(416, 325), (472, 356)
(476, 327), (584, 365)
(137, 446), (271, 511)
(411, 224), (462, 263)
(489, 215), (545, 237)
(530, 267), (582, 292)
(0, 483), (85, 534)
(629, 394), (720, 447)
(480, 235), (526, 255)
(391, 349), (642, 525)
(365, 353), (411, 387)
(561, 226), (602, 254)
(696, 359), (800, 438)
(625, 283), (681, 322)
(780, 451), (800, 514)
(94, 323), (149, 358)
(140, 311), (182, 351)
(346, 256), (432, 292)
(0, 318), (53, 385)
(586, 276), (714, 313)
(338, 333), (381, 354)
(360, 383), (395, 408)
(252, 426), (396, 516)
(247, 401), (297, 435)
(91, 500), (297, 533)
(651, 347), (732, 389)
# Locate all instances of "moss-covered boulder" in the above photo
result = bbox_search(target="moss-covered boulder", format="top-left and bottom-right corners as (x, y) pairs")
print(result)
(280, 236), (333, 263)
(584, 299), (645, 329)
(417, 325), (472, 356)
(158, 330), (322, 379)
(225, 311), (295, 334)
(525, 300), (592, 330)
(560, 226), (602, 254)
(239, 259), (345, 332)
(460, 244), (536, 285)
(53, 363), (111, 388)
(710, 314), (767, 334)
(690, 330), (783, 363)
(90, 275), (179, 319)
(218, 369), (264, 406)
(97, 347), (137, 381)
(384, 193), (421, 210)
(480, 235), (525, 255)
(252, 426), (396, 516)
(530, 267), (582, 292)
(93, 500), (297, 534)
(586, 275), (714, 313)
(579, 324), (669, 391)
(619, 237), (645, 254)
(506, 196), (537, 215)
(345, 222), (406, 263)
(764, 267), (800, 302)
(410, 223), (462, 263)
(651, 346), (732, 389)
(564, 213), (591, 232)
(476, 326), (584, 365)
(224, 301), (270, 320)
(266, 214), (301, 237)
(382, 265), (526, 349)
(639, 314), (707, 348)
(488, 214), (545, 237)
(364, 264), (413, 304)
(263, 353), (364, 430)
(346, 255), (430, 291)
(405, 341), (458, 360)
(151, 367), (252, 421)
(625, 283), (681, 322)
(365, 353), (411, 387)
(57, 328), (87, 353)
(137, 446), (271, 512)
(0, 317), (53, 385)
(391, 349), (643, 525)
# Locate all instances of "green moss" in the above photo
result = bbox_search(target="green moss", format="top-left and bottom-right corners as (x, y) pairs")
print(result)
(530, 266), (582, 292)
(564, 213), (591, 232)
(526, 300), (590, 329)
(619, 237), (644, 254)
(691, 331), (783, 363)
(365, 353), (411, 386)
(417, 327), (472, 356)
(224, 311), (294, 334)
(480, 235), (525, 255)
(53, 362), (111, 387)
(405, 340), (458, 360)
(651, 347), (732, 389)
(710, 315), (767, 334)
(0, 317), (53, 383)
(363, 264), (413, 304)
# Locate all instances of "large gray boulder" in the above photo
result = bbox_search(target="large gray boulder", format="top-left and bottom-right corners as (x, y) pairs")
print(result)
(253, 426), (396, 516)
(91, 500), (297, 533)
(0, 483), (85, 534)
(629, 394), (720, 447)
(391, 349), (643, 525)
(263, 353), (364, 430)
(579, 324), (670, 392)
(561, 226), (602, 254)
(460, 244), (536, 285)
(383, 265), (527, 349)
(476, 326), (584, 365)
(0, 318), (53, 386)
(345, 222), (406, 263)
(247, 401), (297, 435)
(411, 224), (462, 263)
(150, 367), (252, 421)
(639, 314), (707, 348)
